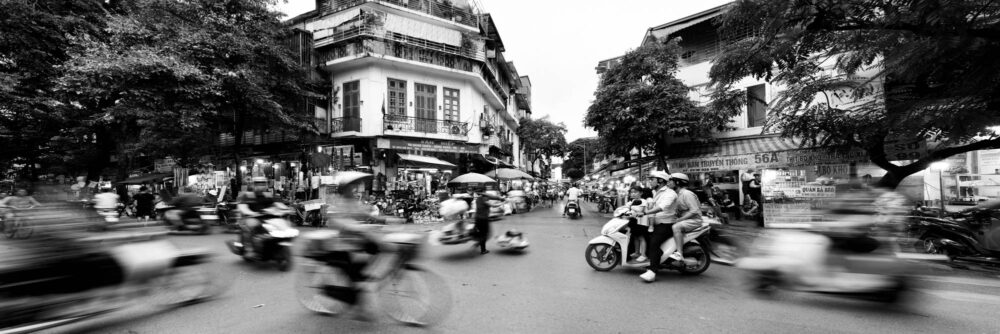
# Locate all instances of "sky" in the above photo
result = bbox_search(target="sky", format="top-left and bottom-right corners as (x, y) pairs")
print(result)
(273, 0), (732, 141)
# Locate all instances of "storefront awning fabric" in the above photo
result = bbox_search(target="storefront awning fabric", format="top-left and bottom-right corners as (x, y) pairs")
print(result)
(397, 154), (456, 169)
(115, 173), (173, 185)
(667, 136), (805, 159)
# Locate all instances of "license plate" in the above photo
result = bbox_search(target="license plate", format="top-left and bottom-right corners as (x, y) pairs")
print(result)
(398, 209), (404, 213)
(201, 215), (219, 220)
(569, 209), (576, 213)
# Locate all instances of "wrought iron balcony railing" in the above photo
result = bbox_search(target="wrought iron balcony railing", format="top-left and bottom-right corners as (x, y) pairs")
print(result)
(331, 117), (362, 133)
(323, 0), (481, 27)
(383, 114), (469, 137)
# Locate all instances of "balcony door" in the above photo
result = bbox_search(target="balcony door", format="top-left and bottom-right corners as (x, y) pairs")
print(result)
(343, 80), (361, 131)
(415, 83), (437, 133)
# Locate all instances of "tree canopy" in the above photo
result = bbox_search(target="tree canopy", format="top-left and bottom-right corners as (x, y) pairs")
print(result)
(708, 0), (1000, 188)
(1, 0), (321, 183)
(587, 41), (739, 169)
(562, 137), (604, 175)
(516, 116), (567, 178)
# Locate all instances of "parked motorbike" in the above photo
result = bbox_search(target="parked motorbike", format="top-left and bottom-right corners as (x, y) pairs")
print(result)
(393, 199), (415, 223)
(565, 201), (581, 219)
(226, 214), (298, 271)
(907, 204), (1000, 262)
(737, 221), (913, 304)
(585, 208), (712, 275)
(496, 229), (529, 250)
(0, 232), (220, 333)
(598, 196), (613, 213)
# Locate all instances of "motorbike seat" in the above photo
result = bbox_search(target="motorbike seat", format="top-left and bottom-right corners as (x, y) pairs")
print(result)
(505, 231), (522, 237)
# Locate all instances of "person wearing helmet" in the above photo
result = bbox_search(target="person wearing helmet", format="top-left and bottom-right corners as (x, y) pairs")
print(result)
(563, 183), (583, 217)
(635, 171), (678, 282)
(667, 172), (703, 265)
(326, 172), (398, 276)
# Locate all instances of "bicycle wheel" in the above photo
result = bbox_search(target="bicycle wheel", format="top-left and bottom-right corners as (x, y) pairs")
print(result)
(14, 221), (32, 239)
(294, 258), (355, 315)
(379, 264), (452, 327)
(4, 218), (20, 239)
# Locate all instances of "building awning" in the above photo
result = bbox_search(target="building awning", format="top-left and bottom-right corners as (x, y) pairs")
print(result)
(397, 154), (456, 169)
(115, 173), (174, 185)
(667, 136), (805, 160)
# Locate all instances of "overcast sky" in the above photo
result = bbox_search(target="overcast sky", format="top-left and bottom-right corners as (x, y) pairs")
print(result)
(273, 0), (732, 141)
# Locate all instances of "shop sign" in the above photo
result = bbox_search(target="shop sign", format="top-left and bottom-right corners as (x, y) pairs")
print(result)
(155, 157), (176, 173)
(799, 185), (837, 198)
(762, 202), (825, 225)
(377, 138), (479, 154)
(978, 149), (1000, 173)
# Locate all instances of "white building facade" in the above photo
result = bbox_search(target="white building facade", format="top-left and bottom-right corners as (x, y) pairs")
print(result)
(287, 0), (529, 192)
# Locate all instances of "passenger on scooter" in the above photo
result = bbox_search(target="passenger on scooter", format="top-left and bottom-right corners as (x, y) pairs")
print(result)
(563, 184), (583, 217)
(668, 173), (703, 263)
(637, 171), (679, 282)
(626, 186), (652, 263)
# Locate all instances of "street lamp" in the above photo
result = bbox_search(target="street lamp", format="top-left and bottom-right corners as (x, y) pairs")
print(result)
(931, 161), (949, 216)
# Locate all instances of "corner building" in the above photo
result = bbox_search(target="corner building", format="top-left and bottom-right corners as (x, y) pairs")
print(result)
(287, 0), (529, 193)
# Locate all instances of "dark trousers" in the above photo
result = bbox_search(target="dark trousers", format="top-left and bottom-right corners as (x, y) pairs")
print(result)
(474, 217), (491, 252)
(645, 223), (675, 272)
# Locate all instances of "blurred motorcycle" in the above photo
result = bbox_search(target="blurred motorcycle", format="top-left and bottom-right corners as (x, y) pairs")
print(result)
(0, 232), (221, 333)
(737, 221), (914, 304)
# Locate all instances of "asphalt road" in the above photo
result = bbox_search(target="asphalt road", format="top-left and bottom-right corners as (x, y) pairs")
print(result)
(27, 201), (1000, 334)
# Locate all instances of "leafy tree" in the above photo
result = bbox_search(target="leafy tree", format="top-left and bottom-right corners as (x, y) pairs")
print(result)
(517, 116), (568, 178)
(0, 0), (115, 182)
(708, 0), (1000, 188)
(56, 0), (321, 186)
(565, 168), (585, 181)
(587, 41), (739, 169)
(563, 137), (604, 174)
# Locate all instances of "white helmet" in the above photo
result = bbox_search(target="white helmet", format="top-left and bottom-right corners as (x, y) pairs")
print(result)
(649, 170), (671, 181)
(669, 173), (689, 182)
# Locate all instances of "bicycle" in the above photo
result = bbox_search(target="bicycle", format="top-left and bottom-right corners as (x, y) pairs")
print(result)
(294, 230), (452, 326)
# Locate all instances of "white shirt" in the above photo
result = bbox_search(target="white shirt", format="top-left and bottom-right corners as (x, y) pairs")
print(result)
(94, 192), (120, 210)
(566, 187), (582, 200)
(650, 186), (678, 223)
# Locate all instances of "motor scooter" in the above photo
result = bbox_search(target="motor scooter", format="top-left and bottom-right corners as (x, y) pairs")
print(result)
(565, 201), (581, 219)
(94, 207), (121, 231)
(163, 207), (213, 234)
(907, 203), (1000, 263)
(737, 221), (917, 304)
(585, 208), (712, 275)
(0, 232), (220, 333)
(226, 212), (298, 271)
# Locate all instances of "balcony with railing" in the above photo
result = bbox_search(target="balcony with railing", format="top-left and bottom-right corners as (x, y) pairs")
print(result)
(331, 117), (362, 133)
(383, 114), (469, 139)
(314, 22), (485, 61)
(322, 0), (481, 27)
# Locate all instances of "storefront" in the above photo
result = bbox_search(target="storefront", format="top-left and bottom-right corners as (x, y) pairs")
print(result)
(375, 138), (479, 195)
(664, 136), (926, 227)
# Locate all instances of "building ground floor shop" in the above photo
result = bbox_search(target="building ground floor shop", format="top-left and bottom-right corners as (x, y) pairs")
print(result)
(582, 136), (1000, 227)
(155, 136), (520, 203)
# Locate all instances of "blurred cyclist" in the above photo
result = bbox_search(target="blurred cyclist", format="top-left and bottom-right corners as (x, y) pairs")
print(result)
(1, 189), (41, 221)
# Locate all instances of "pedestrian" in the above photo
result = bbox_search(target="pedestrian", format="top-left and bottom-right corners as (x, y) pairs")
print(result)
(473, 190), (504, 254)
(133, 186), (156, 221)
(740, 194), (760, 221)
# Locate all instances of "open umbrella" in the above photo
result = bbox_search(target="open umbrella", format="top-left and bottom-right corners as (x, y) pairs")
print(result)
(485, 168), (534, 180)
(447, 173), (497, 185)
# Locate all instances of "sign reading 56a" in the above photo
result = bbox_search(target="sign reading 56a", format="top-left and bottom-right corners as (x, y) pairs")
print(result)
(753, 152), (781, 164)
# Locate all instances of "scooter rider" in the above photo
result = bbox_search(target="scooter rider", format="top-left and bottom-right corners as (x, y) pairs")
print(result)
(667, 173), (703, 264)
(636, 171), (679, 283)
(168, 187), (203, 228)
(563, 183), (583, 217)
(325, 172), (398, 283)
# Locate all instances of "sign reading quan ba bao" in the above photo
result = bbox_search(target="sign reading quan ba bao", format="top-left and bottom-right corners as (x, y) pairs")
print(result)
(377, 138), (479, 154)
